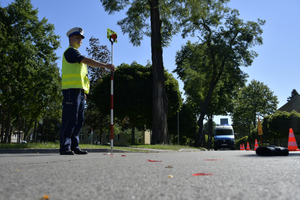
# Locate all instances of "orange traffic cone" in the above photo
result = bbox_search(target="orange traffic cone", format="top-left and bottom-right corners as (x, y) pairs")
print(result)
(241, 143), (245, 150)
(288, 128), (300, 151)
(246, 142), (251, 151)
(254, 139), (259, 151)
(240, 144), (243, 150)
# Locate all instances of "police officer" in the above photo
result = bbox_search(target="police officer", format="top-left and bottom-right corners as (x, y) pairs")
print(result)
(60, 27), (115, 155)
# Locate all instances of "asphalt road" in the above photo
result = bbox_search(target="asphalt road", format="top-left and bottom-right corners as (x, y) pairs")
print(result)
(1, 150), (300, 200)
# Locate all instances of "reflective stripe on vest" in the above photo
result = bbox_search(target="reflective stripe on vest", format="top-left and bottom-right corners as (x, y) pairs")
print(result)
(62, 46), (90, 94)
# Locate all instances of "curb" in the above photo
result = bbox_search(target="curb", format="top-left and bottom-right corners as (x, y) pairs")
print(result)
(0, 148), (126, 154)
(0, 148), (202, 154)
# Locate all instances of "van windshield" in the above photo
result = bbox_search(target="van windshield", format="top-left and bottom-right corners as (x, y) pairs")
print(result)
(215, 129), (233, 136)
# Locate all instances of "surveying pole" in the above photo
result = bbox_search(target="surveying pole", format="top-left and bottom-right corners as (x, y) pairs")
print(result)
(107, 28), (117, 153)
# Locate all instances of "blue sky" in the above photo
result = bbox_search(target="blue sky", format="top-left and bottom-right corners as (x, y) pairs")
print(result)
(2, 0), (300, 125)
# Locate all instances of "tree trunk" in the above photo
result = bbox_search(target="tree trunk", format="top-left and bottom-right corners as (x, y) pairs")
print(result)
(99, 116), (103, 144)
(208, 115), (213, 149)
(18, 113), (21, 143)
(131, 119), (135, 145)
(42, 119), (46, 142)
(1, 108), (5, 143)
(23, 114), (36, 141)
(196, 115), (204, 147)
(150, 0), (169, 144)
(4, 110), (11, 143)
(34, 121), (37, 142)
(196, 81), (217, 147)
(8, 126), (12, 143)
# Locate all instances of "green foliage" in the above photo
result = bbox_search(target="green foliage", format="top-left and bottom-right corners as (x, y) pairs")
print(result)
(93, 62), (153, 128)
(37, 116), (61, 142)
(175, 41), (247, 116)
(173, 0), (265, 146)
(236, 127), (260, 148)
(168, 102), (198, 145)
(263, 111), (300, 141)
(84, 36), (111, 144)
(235, 111), (300, 147)
(0, 0), (61, 142)
(0, 142), (200, 150)
(121, 126), (144, 144)
(202, 118), (216, 148)
(235, 136), (249, 149)
(0, 142), (59, 149)
(99, 0), (189, 144)
(85, 36), (111, 86)
(164, 71), (183, 117)
(232, 80), (278, 136)
(92, 62), (182, 129)
(100, 0), (185, 47)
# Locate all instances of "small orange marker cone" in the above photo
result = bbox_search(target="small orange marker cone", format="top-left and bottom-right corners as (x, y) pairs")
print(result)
(241, 143), (245, 150)
(246, 142), (251, 151)
(240, 144), (242, 150)
(288, 128), (300, 151)
(254, 139), (259, 151)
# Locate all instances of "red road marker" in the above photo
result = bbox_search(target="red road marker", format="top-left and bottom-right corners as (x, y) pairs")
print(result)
(147, 159), (162, 162)
(193, 173), (213, 176)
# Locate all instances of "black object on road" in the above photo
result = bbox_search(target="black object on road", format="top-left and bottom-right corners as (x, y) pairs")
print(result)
(256, 145), (289, 156)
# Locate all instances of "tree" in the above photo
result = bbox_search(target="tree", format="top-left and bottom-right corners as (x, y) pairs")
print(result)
(287, 89), (299, 102)
(85, 36), (111, 86)
(99, 0), (185, 144)
(0, 0), (61, 142)
(232, 80), (278, 136)
(202, 118), (216, 148)
(175, 41), (247, 146)
(174, 0), (265, 146)
(84, 37), (111, 143)
(92, 62), (182, 144)
(168, 102), (198, 145)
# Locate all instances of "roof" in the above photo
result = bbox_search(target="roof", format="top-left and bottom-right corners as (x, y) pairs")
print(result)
(278, 95), (300, 113)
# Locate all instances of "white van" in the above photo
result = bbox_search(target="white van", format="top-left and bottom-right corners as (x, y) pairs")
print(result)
(214, 125), (235, 150)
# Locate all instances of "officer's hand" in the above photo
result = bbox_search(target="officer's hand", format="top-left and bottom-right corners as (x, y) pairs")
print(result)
(108, 64), (116, 72)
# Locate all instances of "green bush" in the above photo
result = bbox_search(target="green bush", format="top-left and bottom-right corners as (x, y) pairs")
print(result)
(235, 136), (248, 149)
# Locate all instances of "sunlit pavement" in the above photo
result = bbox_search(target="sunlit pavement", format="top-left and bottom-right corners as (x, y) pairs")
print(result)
(1, 151), (300, 200)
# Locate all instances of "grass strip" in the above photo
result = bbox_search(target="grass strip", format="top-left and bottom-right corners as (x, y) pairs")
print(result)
(0, 143), (201, 151)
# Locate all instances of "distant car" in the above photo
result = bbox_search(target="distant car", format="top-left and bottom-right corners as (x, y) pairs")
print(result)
(214, 125), (235, 150)
(94, 140), (110, 146)
(21, 140), (27, 144)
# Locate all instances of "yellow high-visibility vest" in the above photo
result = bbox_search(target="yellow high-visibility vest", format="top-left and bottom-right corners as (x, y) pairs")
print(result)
(62, 46), (90, 94)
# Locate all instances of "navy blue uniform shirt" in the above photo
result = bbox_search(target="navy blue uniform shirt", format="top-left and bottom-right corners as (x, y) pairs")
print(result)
(64, 47), (85, 63)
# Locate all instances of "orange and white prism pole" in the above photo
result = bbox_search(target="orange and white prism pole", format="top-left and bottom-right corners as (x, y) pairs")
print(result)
(107, 28), (117, 154)
(110, 41), (114, 154)
(110, 69), (114, 153)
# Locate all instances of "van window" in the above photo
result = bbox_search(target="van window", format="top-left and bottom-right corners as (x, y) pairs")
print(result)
(215, 129), (233, 135)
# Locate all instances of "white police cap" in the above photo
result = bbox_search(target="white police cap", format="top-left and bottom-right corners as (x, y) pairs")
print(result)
(66, 27), (85, 39)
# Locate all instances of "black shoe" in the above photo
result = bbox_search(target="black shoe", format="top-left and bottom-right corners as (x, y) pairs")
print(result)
(73, 149), (88, 155)
(60, 150), (74, 155)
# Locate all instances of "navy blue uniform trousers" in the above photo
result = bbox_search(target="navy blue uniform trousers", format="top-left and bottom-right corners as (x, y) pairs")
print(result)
(60, 89), (85, 152)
